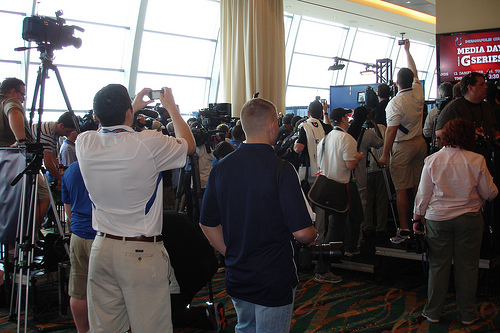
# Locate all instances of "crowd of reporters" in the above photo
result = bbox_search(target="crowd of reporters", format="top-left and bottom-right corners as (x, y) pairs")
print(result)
(1, 51), (500, 330)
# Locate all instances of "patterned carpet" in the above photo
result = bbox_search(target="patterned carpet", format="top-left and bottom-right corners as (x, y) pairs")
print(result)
(1, 265), (499, 333)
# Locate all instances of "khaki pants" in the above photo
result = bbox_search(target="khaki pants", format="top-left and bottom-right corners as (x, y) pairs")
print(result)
(88, 235), (173, 333)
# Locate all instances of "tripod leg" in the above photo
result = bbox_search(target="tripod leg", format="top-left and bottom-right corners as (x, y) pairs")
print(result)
(50, 64), (81, 132)
(28, 65), (44, 129)
(34, 63), (50, 141)
(380, 167), (399, 230)
(10, 173), (31, 318)
(174, 168), (185, 213)
(371, 149), (399, 230)
(189, 153), (203, 225)
(10, 173), (39, 332)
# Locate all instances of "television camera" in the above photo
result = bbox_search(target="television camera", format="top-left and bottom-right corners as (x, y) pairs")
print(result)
(78, 110), (99, 132)
(21, 10), (84, 50)
(133, 105), (168, 133)
(198, 103), (237, 130)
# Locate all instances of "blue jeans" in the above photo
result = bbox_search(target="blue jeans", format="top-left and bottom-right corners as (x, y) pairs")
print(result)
(230, 288), (296, 333)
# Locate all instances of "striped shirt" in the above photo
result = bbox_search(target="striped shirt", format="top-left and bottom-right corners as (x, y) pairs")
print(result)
(32, 121), (58, 152)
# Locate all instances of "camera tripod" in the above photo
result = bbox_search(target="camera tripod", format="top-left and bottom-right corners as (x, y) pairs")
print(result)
(28, 44), (80, 131)
(8, 43), (79, 332)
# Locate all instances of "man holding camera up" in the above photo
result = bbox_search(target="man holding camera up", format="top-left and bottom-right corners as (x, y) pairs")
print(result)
(378, 39), (427, 244)
(76, 84), (195, 333)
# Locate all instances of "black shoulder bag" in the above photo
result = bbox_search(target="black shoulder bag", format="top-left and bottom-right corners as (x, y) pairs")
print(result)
(307, 129), (349, 212)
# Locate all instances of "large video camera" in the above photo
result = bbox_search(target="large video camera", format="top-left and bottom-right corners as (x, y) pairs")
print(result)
(189, 122), (213, 148)
(22, 10), (84, 49)
(198, 103), (237, 130)
(79, 110), (99, 132)
(134, 107), (165, 132)
(296, 241), (343, 271)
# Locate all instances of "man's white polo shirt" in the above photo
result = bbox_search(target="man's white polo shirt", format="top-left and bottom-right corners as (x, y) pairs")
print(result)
(76, 125), (188, 237)
(386, 82), (424, 142)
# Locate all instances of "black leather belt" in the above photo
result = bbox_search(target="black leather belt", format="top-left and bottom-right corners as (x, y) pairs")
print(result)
(96, 231), (163, 242)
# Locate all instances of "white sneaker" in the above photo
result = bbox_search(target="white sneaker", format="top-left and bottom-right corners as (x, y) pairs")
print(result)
(462, 316), (479, 325)
(390, 229), (411, 244)
(422, 312), (439, 323)
(314, 271), (342, 283)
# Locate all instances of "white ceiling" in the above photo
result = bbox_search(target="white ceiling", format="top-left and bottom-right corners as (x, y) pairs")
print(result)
(283, 0), (436, 45)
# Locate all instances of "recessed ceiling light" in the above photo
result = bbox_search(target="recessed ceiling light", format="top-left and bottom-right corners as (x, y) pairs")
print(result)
(406, 1), (411, 3)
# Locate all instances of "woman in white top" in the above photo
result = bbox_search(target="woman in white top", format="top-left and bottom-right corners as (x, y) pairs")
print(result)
(413, 118), (498, 325)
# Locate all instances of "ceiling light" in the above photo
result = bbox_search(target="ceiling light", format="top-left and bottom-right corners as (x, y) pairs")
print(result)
(360, 69), (375, 75)
(328, 63), (345, 71)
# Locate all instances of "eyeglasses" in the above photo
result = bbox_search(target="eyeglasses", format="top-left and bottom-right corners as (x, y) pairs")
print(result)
(16, 90), (26, 97)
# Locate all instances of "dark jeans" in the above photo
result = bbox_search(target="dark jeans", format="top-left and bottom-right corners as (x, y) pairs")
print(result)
(315, 210), (359, 274)
(171, 293), (212, 329)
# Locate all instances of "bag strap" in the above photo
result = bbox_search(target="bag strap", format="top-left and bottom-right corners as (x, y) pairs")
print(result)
(357, 127), (366, 151)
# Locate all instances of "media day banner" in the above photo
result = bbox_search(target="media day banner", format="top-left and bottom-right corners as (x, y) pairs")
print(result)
(439, 30), (500, 82)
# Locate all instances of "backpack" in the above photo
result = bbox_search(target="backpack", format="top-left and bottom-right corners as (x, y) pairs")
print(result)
(275, 131), (300, 170)
(300, 118), (325, 181)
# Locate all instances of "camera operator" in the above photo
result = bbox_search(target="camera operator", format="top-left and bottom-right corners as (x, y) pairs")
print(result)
(76, 85), (195, 333)
(0, 77), (33, 235)
(32, 111), (77, 184)
(0, 78), (34, 285)
(228, 124), (245, 149)
(215, 123), (230, 143)
(0, 78), (32, 147)
(32, 112), (76, 230)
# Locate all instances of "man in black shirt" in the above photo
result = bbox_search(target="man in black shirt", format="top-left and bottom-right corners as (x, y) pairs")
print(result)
(436, 72), (500, 163)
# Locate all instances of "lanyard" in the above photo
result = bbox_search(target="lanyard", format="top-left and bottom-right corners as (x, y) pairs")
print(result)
(101, 128), (127, 134)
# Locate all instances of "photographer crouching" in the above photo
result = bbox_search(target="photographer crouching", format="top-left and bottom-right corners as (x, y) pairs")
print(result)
(76, 85), (195, 333)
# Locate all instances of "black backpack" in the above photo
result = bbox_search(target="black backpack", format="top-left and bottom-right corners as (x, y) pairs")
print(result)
(365, 86), (379, 109)
(275, 131), (300, 170)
